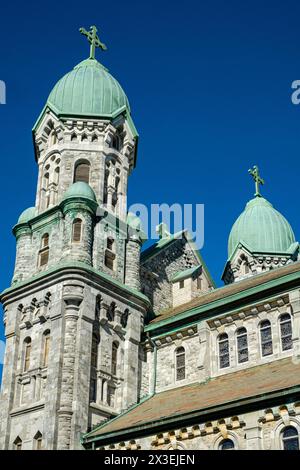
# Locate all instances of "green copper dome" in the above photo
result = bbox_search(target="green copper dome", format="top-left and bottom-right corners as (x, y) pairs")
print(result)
(63, 182), (97, 202)
(47, 58), (130, 118)
(18, 207), (38, 224)
(228, 196), (296, 258)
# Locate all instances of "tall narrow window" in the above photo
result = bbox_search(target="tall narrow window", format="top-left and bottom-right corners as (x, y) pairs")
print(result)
(218, 333), (230, 369)
(260, 320), (273, 357)
(72, 219), (82, 242)
(280, 314), (293, 351)
(111, 342), (119, 375)
(90, 377), (97, 403)
(236, 327), (248, 363)
(24, 338), (31, 372)
(219, 439), (235, 450)
(42, 332), (50, 367)
(105, 237), (116, 270)
(282, 426), (299, 450)
(176, 347), (185, 381)
(14, 437), (22, 450)
(39, 234), (49, 267)
(74, 161), (90, 184)
(91, 335), (98, 369)
(34, 432), (43, 450)
(107, 385), (115, 407)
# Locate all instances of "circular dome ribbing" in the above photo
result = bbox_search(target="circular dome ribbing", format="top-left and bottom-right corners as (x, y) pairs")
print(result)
(63, 182), (97, 202)
(228, 196), (295, 258)
(47, 58), (130, 117)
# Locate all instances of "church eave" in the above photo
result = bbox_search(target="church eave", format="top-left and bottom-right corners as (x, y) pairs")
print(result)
(144, 261), (300, 335)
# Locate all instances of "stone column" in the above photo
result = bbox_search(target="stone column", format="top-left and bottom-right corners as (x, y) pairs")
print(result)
(56, 285), (83, 450)
(125, 234), (142, 291)
(289, 289), (300, 363)
(12, 227), (32, 283)
(244, 412), (263, 449)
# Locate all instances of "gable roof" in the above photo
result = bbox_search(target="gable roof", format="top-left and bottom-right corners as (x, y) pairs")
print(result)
(141, 230), (215, 288)
(171, 265), (201, 283)
(146, 261), (300, 330)
(82, 357), (300, 446)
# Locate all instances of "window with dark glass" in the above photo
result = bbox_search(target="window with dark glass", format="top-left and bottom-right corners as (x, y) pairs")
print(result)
(260, 320), (273, 357)
(39, 234), (49, 267)
(218, 333), (230, 369)
(72, 219), (82, 242)
(280, 314), (293, 351)
(219, 439), (235, 450)
(176, 347), (185, 381)
(236, 327), (249, 363)
(282, 426), (299, 450)
(111, 342), (118, 375)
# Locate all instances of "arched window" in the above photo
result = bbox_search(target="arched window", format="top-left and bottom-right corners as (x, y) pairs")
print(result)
(42, 331), (50, 367)
(34, 432), (43, 450)
(74, 161), (90, 184)
(218, 439), (235, 450)
(176, 347), (185, 381)
(280, 314), (293, 351)
(72, 219), (82, 243)
(111, 342), (119, 375)
(23, 338), (31, 372)
(281, 426), (299, 450)
(105, 237), (116, 270)
(218, 333), (230, 369)
(14, 436), (22, 450)
(107, 385), (116, 407)
(39, 234), (49, 267)
(260, 320), (273, 357)
(236, 327), (248, 363)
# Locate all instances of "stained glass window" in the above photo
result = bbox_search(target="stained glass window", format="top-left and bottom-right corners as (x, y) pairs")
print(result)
(280, 314), (293, 351)
(282, 426), (299, 450)
(260, 320), (273, 357)
(219, 334), (230, 369)
(176, 347), (185, 381)
(236, 327), (248, 363)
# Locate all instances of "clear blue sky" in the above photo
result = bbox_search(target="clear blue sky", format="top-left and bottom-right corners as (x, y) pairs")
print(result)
(1, 0), (300, 379)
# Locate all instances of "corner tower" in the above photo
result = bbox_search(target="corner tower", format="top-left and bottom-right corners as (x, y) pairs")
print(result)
(222, 166), (299, 284)
(0, 26), (148, 450)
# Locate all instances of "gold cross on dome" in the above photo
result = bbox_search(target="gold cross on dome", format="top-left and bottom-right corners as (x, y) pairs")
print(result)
(248, 165), (265, 197)
(79, 25), (107, 60)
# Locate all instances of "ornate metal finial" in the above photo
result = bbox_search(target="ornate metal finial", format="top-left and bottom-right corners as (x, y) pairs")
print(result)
(248, 165), (265, 197)
(79, 25), (107, 60)
(156, 223), (171, 240)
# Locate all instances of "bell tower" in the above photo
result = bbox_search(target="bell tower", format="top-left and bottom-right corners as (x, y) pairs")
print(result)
(0, 26), (148, 450)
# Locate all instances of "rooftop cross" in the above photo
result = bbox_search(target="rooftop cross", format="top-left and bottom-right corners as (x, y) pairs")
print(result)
(248, 165), (265, 197)
(79, 25), (107, 60)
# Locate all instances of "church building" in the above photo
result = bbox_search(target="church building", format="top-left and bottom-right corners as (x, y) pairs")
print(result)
(1, 26), (300, 451)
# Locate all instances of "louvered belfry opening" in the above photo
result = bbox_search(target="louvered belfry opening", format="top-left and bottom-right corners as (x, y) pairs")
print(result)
(72, 219), (82, 242)
(74, 161), (90, 184)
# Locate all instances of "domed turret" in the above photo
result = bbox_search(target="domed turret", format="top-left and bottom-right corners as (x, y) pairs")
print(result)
(47, 58), (130, 118)
(62, 182), (97, 203)
(228, 196), (296, 258)
(17, 207), (38, 224)
(223, 166), (299, 284)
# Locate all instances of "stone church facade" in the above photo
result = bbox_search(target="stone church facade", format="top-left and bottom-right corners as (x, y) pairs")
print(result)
(1, 27), (300, 451)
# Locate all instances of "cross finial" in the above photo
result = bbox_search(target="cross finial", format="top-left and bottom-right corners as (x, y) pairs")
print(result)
(79, 25), (107, 60)
(156, 223), (171, 240)
(248, 165), (265, 197)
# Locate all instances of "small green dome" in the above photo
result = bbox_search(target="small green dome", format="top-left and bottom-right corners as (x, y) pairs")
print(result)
(18, 207), (37, 224)
(228, 196), (296, 258)
(47, 58), (130, 117)
(63, 182), (97, 202)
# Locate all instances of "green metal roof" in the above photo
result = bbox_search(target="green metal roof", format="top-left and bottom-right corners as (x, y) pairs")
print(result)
(62, 182), (97, 202)
(17, 207), (38, 224)
(171, 265), (201, 283)
(228, 196), (296, 258)
(46, 58), (130, 118)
